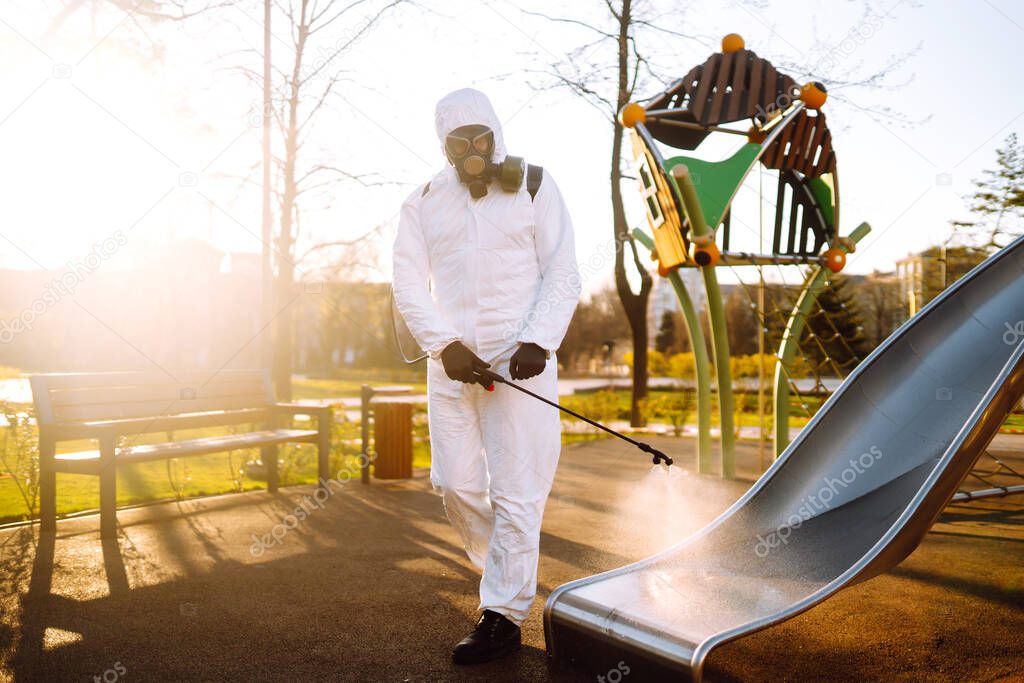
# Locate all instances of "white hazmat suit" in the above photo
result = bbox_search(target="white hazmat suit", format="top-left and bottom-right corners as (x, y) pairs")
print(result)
(392, 88), (580, 625)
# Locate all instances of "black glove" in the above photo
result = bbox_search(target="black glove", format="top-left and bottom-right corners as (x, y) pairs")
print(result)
(440, 341), (490, 383)
(510, 342), (547, 380)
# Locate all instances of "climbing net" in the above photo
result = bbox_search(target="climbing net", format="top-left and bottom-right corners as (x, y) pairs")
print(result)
(724, 173), (1024, 490)
(955, 451), (1024, 500)
(718, 168), (871, 448)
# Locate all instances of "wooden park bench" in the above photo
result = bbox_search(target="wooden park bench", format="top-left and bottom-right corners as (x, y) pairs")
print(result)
(30, 370), (332, 538)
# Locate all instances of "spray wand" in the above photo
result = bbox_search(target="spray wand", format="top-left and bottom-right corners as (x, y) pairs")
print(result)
(474, 368), (673, 466)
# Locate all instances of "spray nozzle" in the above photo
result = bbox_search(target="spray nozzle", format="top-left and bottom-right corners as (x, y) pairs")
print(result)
(637, 442), (674, 466)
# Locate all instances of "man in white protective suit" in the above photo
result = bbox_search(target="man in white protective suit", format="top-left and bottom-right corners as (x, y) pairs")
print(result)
(392, 88), (580, 664)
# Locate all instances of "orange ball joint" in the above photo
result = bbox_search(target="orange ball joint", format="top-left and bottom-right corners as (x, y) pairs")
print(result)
(823, 247), (846, 273)
(693, 242), (720, 268)
(746, 125), (767, 144)
(800, 81), (828, 110)
(619, 102), (646, 128)
(721, 33), (745, 53)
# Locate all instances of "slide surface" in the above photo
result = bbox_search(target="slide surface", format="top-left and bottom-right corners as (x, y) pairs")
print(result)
(544, 235), (1024, 681)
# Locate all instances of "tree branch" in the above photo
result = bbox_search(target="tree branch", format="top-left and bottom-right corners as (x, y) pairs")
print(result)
(519, 8), (617, 39)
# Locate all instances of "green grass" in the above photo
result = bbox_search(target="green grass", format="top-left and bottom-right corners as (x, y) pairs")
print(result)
(0, 412), (608, 523)
(0, 419), (369, 525)
(1, 381), (1020, 524)
(0, 375), (427, 523)
(1005, 413), (1024, 429)
(559, 388), (817, 429)
(293, 377), (426, 399)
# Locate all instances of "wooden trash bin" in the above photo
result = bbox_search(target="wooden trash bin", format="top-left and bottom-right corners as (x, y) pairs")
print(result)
(373, 401), (413, 479)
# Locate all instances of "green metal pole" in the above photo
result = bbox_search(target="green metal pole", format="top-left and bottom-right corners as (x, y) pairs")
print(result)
(671, 165), (736, 479)
(773, 222), (871, 457)
(633, 228), (713, 473)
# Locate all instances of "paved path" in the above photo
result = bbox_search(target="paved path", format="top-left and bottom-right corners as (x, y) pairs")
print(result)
(1, 437), (1021, 681)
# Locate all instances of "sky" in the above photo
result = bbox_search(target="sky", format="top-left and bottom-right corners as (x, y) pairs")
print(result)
(0, 0), (1022, 296)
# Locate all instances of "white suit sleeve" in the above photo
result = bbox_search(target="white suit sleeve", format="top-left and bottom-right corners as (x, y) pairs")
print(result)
(517, 173), (581, 352)
(392, 191), (460, 358)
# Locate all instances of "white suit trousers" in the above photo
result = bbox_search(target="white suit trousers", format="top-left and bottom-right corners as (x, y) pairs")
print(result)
(427, 353), (561, 625)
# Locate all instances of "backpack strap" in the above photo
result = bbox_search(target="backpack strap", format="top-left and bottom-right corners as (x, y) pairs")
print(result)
(526, 164), (543, 202)
(421, 169), (541, 200)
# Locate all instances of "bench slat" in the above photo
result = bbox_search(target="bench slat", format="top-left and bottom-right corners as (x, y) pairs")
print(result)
(32, 370), (273, 426)
(49, 377), (268, 408)
(53, 393), (270, 423)
(51, 451), (106, 475)
(37, 370), (266, 391)
(52, 428), (319, 471)
(48, 408), (273, 440)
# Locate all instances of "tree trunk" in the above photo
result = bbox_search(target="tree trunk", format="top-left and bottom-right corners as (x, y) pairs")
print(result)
(272, 3), (310, 402)
(612, 0), (651, 427)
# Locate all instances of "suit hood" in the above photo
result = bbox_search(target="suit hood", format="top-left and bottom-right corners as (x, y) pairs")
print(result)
(434, 88), (507, 160)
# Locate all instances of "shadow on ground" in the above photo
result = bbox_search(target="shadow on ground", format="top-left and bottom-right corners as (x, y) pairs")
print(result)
(1, 437), (1022, 682)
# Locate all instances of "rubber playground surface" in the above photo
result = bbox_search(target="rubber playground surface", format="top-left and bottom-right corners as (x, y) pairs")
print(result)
(1, 435), (1022, 682)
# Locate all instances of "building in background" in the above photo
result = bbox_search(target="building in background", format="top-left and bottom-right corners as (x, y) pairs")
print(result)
(896, 245), (988, 317)
(0, 240), (263, 372)
(0, 239), (396, 376)
(860, 270), (904, 349)
(647, 268), (704, 342)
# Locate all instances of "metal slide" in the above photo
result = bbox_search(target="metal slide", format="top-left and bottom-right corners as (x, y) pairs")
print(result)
(544, 235), (1024, 681)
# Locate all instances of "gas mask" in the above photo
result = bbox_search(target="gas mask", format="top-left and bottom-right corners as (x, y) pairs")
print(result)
(444, 124), (526, 199)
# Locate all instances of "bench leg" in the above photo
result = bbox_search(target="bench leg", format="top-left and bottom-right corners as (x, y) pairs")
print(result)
(39, 435), (57, 533)
(100, 466), (117, 539)
(99, 436), (117, 539)
(39, 468), (56, 533)
(262, 445), (278, 492)
(317, 411), (331, 482)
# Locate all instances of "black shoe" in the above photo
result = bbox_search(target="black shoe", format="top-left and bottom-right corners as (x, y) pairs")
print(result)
(451, 609), (522, 664)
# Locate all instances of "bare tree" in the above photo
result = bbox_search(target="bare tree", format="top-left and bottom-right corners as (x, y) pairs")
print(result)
(559, 286), (632, 373)
(230, 0), (405, 399)
(525, 0), (697, 426)
(46, 0), (406, 399)
(44, 0), (236, 43)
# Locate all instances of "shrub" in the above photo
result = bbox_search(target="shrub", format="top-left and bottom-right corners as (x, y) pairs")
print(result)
(647, 350), (669, 376)
(667, 352), (696, 379)
(0, 402), (39, 521)
(646, 391), (695, 436)
(730, 354), (776, 378)
(563, 390), (624, 424)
